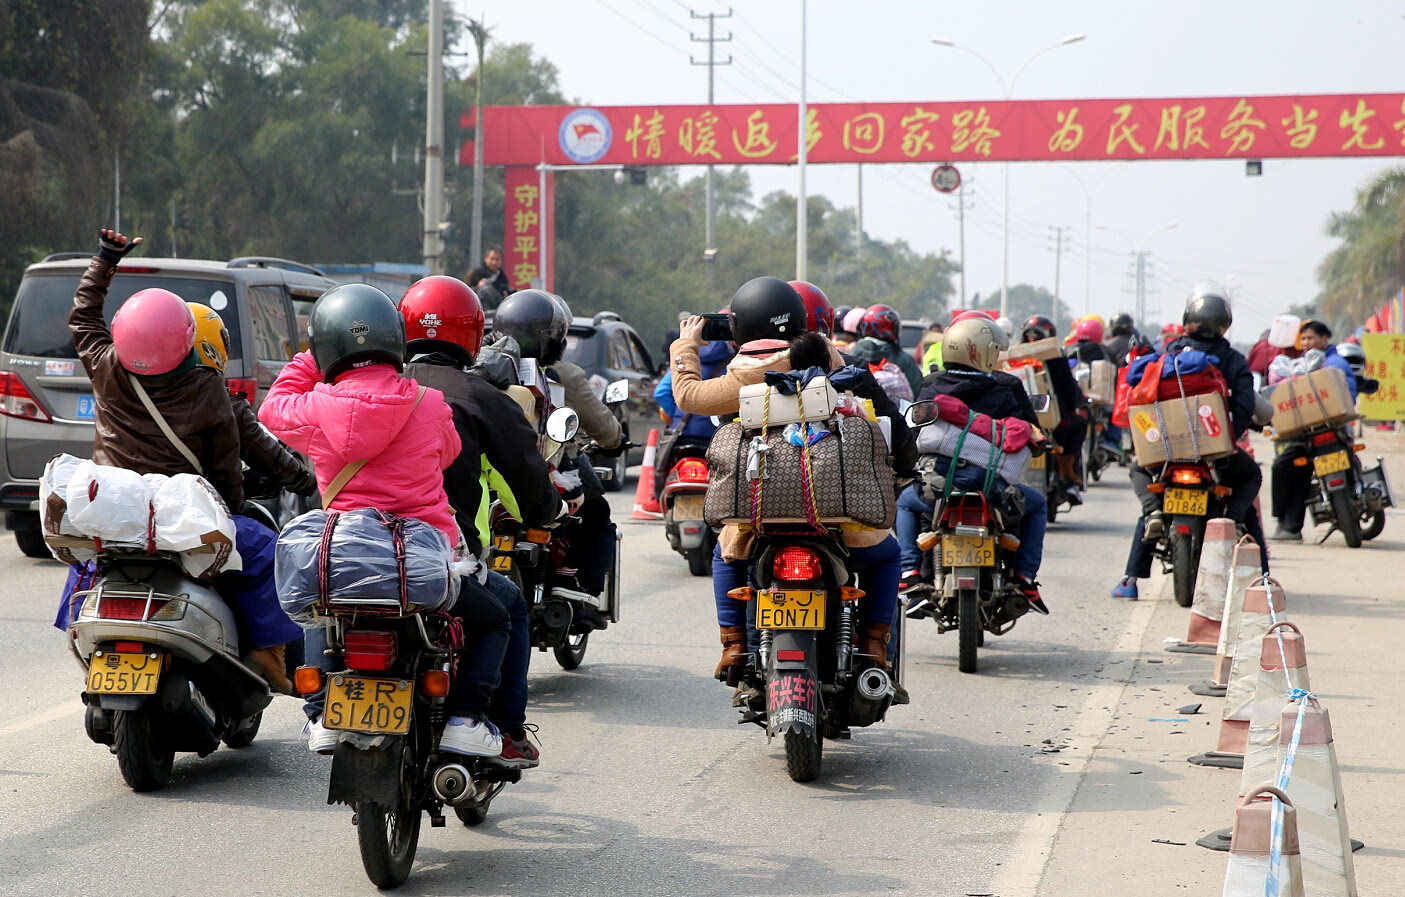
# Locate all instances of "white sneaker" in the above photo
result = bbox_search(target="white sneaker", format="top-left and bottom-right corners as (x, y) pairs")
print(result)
(304, 717), (337, 755)
(439, 715), (503, 757)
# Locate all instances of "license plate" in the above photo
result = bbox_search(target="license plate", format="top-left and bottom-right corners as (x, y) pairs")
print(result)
(673, 493), (706, 519)
(1313, 451), (1350, 476)
(756, 589), (826, 630)
(490, 536), (513, 572)
(941, 535), (995, 567)
(87, 652), (161, 695)
(1163, 487), (1208, 515)
(76, 395), (96, 420)
(1030, 453), (1046, 470)
(324, 676), (412, 734)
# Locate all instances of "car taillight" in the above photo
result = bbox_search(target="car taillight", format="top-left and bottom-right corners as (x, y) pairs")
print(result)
(1312, 432), (1339, 446)
(226, 378), (257, 403)
(99, 596), (170, 620)
(676, 458), (709, 482)
(344, 630), (397, 671)
(1170, 467), (1203, 485)
(0, 371), (52, 422)
(772, 546), (822, 582)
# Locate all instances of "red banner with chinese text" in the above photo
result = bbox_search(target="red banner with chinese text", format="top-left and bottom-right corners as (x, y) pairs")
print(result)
(502, 166), (554, 292)
(461, 95), (1405, 167)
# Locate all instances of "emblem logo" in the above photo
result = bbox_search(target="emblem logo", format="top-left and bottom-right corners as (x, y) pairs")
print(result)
(559, 108), (613, 164)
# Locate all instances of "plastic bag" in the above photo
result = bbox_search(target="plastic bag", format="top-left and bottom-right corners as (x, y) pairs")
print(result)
(65, 461), (153, 548)
(148, 473), (241, 577)
(40, 453), (86, 537)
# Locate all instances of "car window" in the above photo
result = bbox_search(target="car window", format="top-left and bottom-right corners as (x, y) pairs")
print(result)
(4, 273), (243, 360)
(246, 285), (295, 362)
(291, 298), (315, 352)
(609, 332), (634, 370)
(900, 324), (925, 349)
(563, 332), (592, 365)
(629, 334), (654, 372)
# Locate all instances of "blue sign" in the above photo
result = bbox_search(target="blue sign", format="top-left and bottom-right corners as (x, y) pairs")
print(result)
(76, 395), (96, 420)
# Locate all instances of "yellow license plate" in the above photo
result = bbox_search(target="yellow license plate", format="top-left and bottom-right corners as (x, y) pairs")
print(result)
(490, 536), (514, 572)
(756, 589), (826, 630)
(324, 676), (412, 734)
(1031, 453), (1046, 470)
(941, 535), (996, 567)
(1313, 451), (1350, 476)
(1163, 487), (1208, 515)
(87, 652), (161, 695)
(673, 493), (706, 519)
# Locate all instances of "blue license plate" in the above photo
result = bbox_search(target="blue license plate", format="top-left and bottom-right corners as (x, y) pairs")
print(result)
(76, 395), (96, 420)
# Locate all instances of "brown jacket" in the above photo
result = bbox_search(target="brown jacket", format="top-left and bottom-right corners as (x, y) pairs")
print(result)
(232, 396), (306, 487)
(70, 257), (244, 510)
(669, 336), (888, 559)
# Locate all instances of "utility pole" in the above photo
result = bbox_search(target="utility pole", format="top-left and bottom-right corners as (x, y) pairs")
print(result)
(467, 14), (491, 270)
(855, 163), (862, 256)
(422, 0), (446, 274)
(1133, 250), (1150, 324)
(795, 0), (808, 282)
(949, 178), (974, 309)
(690, 8), (731, 281)
(113, 148), (121, 233)
(1050, 224), (1071, 329)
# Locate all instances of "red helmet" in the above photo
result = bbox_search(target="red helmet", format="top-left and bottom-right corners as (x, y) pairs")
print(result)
(400, 276), (485, 360)
(857, 304), (902, 342)
(1074, 317), (1105, 343)
(789, 281), (834, 336)
(951, 309), (995, 325)
(1021, 314), (1056, 342)
(112, 288), (196, 375)
(1160, 322), (1184, 338)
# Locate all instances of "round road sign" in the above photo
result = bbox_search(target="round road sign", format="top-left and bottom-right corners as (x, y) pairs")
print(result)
(931, 164), (961, 193)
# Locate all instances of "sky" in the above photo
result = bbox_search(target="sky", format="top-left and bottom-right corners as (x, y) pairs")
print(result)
(453, 0), (1405, 337)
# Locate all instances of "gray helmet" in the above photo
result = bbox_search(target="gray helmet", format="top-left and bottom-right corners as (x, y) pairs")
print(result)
(308, 283), (405, 381)
(1183, 281), (1232, 340)
(1336, 342), (1366, 376)
(492, 289), (568, 364)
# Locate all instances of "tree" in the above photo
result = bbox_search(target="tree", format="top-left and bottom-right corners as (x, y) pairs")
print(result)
(1315, 166), (1405, 334)
(975, 283), (1074, 333)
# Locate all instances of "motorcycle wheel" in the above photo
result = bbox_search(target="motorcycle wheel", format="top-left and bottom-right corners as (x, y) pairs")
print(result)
(1330, 491), (1362, 548)
(958, 589), (979, 674)
(784, 728), (822, 783)
(15, 526), (49, 558)
(455, 802), (491, 826)
(356, 800), (420, 889)
(553, 632), (589, 670)
(686, 545), (712, 577)
(1170, 532), (1196, 608)
(1360, 509), (1386, 541)
(1046, 495), (1058, 524)
(114, 708), (174, 792)
(221, 711), (262, 749)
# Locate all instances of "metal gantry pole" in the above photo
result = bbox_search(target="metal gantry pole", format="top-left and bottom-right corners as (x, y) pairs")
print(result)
(689, 8), (731, 280)
(423, 0), (446, 274)
(795, 0), (807, 282)
(855, 163), (863, 256)
(957, 181), (967, 309)
(1083, 194), (1092, 315)
(469, 15), (488, 270)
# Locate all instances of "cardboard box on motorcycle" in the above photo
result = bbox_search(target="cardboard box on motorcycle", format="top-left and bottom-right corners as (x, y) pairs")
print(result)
(1127, 393), (1235, 465)
(1007, 365), (1063, 432)
(1075, 359), (1117, 405)
(1266, 366), (1356, 438)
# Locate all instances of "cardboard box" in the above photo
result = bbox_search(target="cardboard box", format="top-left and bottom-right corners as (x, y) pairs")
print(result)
(1005, 336), (1063, 362)
(1011, 365), (1062, 431)
(1128, 393), (1235, 464)
(1267, 367), (1356, 437)
(1075, 359), (1117, 405)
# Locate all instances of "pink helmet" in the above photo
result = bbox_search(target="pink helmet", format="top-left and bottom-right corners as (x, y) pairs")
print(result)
(112, 288), (196, 375)
(841, 306), (868, 334)
(1073, 317), (1105, 344)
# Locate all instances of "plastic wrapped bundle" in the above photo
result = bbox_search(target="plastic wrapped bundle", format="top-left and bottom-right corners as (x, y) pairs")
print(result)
(915, 418), (1033, 485)
(276, 508), (456, 624)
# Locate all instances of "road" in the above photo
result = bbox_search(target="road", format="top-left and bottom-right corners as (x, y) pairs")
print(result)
(0, 450), (1399, 896)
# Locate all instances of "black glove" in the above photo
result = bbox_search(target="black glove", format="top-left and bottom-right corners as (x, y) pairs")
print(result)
(1360, 378), (1380, 396)
(283, 465), (318, 496)
(97, 230), (142, 264)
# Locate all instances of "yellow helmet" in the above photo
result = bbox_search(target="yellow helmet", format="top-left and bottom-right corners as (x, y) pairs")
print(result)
(188, 302), (230, 372)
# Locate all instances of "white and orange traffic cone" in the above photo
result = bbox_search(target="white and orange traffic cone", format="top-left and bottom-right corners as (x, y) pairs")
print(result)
(1221, 785), (1306, 897)
(1193, 535), (1265, 697)
(1168, 518), (1236, 655)
(1277, 697), (1360, 895)
(631, 428), (664, 521)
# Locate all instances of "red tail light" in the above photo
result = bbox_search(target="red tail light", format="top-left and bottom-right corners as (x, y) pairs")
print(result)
(0, 371), (52, 422)
(1312, 432), (1339, 446)
(772, 546), (822, 582)
(99, 596), (169, 620)
(1170, 467), (1203, 485)
(114, 641), (145, 654)
(776, 649), (805, 662)
(675, 458), (709, 482)
(344, 630), (397, 671)
(226, 377), (257, 403)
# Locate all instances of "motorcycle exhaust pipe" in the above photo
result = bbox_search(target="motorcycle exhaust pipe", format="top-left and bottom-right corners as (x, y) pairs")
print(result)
(432, 763), (473, 805)
(848, 666), (892, 728)
(539, 599), (573, 636)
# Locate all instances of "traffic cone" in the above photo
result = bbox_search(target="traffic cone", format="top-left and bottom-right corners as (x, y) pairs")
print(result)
(1192, 536), (1265, 697)
(1221, 785), (1306, 897)
(631, 428), (664, 520)
(1168, 518), (1236, 655)
(1277, 697), (1361, 893)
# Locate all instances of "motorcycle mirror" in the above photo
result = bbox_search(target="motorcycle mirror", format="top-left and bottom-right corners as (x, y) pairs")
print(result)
(1030, 394), (1053, 414)
(603, 379), (629, 404)
(710, 415), (724, 427)
(545, 407), (580, 443)
(903, 400), (937, 429)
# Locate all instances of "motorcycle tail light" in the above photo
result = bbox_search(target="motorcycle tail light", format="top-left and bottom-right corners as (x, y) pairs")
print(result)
(114, 641), (144, 654)
(0, 371), (52, 422)
(344, 630), (397, 671)
(772, 546), (822, 582)
(1214, 486), (1232, 497)
(526, 528), (551, 544)
(776, 650), (805, 662)
(676, 458), (709, 482)
(1312, 431), (1339, 446)
(1170, 468), (1203, 485)
(294, 666), (324, 695)
(1353, 442), (1365, 452)
(420, 670), (451, 697)
(1327, 477), (1345, 488)
(99, 595), (169, 621)
(226, 377), (257, 403)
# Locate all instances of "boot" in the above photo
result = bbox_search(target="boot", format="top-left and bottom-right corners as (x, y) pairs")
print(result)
(1056, 452), (1083, 487)
(858, 622), (892, 671)
(715, 625), (748, 680)
(248, 644), (294, 695)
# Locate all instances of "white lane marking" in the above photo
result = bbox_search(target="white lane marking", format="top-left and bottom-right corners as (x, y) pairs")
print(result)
(986, 574), (1164, 897)
(0, 702), (85, 740)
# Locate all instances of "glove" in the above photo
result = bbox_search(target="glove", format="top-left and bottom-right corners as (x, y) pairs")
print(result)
(97, 229), (142, 264)
(284, 466), (319, 496)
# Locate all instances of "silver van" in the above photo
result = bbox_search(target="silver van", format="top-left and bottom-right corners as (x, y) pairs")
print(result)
(1, 255), (337, 556)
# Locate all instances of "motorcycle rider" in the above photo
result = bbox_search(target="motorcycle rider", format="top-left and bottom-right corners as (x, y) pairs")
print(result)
(654, 310), (735, 496)
(1111, 283), (1267, 597)
(1159, 322), (1184, 350)
(849, 304), (922, 396)
(833, 306), (867, 352)
(1019, 314), (1088, 500)
(1102, 313), (1138, 366)
(401, 276), (566, 768)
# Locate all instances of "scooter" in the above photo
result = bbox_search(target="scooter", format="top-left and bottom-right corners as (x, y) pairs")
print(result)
(587, 379), (632, 491)
(661, 448), (715, 576)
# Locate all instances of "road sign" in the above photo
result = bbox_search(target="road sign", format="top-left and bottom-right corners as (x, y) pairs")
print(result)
(931, 164), (961, 193)
(1359, 333), (1405, 420)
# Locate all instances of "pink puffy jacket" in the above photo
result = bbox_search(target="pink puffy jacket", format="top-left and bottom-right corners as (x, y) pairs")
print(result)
(259, 352), (462, 543)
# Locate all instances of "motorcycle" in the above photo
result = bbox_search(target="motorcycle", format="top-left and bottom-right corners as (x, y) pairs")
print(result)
(1020, 396), (1077, 523)
(587, 378), (631, 491)
(1293, 423), (1393, 547)
(660, 441), (715, 576)
(489, 407), (621, 670)
(1083, 403), (1119, 483)
(1146, 459), (1225, 608)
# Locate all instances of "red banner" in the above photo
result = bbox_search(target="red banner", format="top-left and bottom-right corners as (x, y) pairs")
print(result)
(502, 166), (554, 292)
(462, 95), (1405, 166)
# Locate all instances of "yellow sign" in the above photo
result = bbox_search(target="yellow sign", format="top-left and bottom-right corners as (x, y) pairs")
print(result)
(1359, 334), (1405, 421)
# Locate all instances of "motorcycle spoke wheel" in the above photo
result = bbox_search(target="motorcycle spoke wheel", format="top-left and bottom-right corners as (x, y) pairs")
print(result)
(958, 590), (979, 673)
(356, 800), (420, 889)
(1330, 491), (1362, 548)
(783, 729), (822, 782)
(554, 632), (589, 670)
(114, 708), (173, 792)
(1170, 532), (1196, 608)
(221, 711), (262, 749)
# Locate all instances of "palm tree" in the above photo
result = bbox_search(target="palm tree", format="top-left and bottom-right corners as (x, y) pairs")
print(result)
(1317, 167), (1405, 329)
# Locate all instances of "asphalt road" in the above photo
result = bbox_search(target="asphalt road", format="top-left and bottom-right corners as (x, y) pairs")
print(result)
(1, 474), (1153, 897)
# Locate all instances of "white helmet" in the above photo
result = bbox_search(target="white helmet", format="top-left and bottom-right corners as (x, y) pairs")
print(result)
(942, 316), (1009, 373)
(995, 315), (1015, 338)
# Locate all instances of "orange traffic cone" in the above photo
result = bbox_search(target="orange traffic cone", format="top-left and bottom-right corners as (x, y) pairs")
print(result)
(1221, 785), (1306, 897)
(631, 428), (664, 520)
(1168, 518), (1236, 655)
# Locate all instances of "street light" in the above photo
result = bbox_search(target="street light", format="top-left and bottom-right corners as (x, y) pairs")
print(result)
(932, 34), (1085, 321)
(1095, 221), (1178, 324)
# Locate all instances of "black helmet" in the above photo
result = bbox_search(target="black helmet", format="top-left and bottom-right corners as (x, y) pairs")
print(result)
(1108, 312), (1134, 336)
(308, 283), (405, 381)
(1182, 282), (1232, 340)
(1021, 314), (1055, 342)
(493, 289), (568, 364)
(728, 276), (806, 345)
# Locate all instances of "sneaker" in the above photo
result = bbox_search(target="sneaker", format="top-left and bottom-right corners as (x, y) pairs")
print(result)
(905, 596), (935, 619)
(551, 571), (600, 605)
(304, 717), (337, 755)
(440, 715), (503, 758)
(1143, 511), (1165, 543)
(491, 726), (541, 769)
(891, 682), (911, 705)
(1111, 576), (1139, 600)
(1064, 486), (1083, 507)
(899, 569), (923, 591)
(1268, 527), (1302, 543)
(1015, 575), (1049, 615)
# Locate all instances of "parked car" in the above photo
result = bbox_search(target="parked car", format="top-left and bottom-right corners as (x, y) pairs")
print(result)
(0, 254), (338, 557)
(901, 316), (933, 364)
(560, 313), (658, 485)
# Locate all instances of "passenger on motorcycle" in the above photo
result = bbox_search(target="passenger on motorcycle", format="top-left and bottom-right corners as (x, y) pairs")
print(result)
(1159, 322), (1184, 351)
(259, 283), (513, 759)
(833, 306), (866, 352)
(1102, 313), (1138, 367)
(62, 230), (303, 692)
(1111, 283), (1268, 598)
(671, 278), (904, 681)
(654, 314), (735, 493)
(905, 317), (1051, 613)
(849, 304), (922, 397)
(1018, 315), (1088, 499)
(401, 276), (566, 768)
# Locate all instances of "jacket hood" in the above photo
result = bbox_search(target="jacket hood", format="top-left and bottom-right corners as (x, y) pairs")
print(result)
(315, 363), (427, 459)
(849, 337), (895, 364)
(728, 345), (790, 372)
(698, 340), (735, 364)
(925, 368), (1000, 402)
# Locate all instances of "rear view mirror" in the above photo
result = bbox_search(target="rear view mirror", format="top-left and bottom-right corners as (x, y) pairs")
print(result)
(545, 407), (580, 443)
(603, 379), (629, 404)
(903, 400), (937, 428)
(1030, 394), (1052, 414)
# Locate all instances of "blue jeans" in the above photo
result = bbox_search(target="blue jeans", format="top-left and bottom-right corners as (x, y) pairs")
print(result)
(484, 570), (531, 736)
(946, 465), (1046, 580)
(896, 484), (934, 571)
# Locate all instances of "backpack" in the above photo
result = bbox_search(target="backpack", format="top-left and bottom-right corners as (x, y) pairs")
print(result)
(867, 360), (912, 401)
(1126, 351), (1228, 407)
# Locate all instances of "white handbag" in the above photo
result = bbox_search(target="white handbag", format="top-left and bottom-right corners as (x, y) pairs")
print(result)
(737, 380), (838, 428)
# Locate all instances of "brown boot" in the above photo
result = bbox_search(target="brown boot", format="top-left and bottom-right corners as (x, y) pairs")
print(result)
(715, 625), (748, 680)
(1056, 453), (1083, 487)
(858, 622), (892, 671)
(248, 644), (294, 695)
